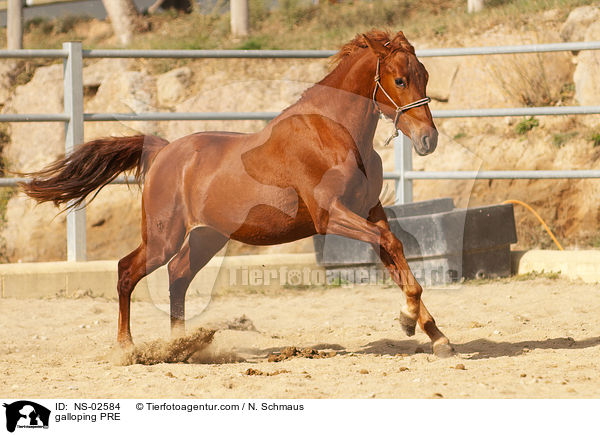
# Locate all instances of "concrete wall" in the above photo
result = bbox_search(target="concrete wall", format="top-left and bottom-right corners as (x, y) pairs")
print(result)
(1, 250), (598, 302)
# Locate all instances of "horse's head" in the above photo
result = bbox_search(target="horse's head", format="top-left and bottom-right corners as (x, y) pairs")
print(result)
(364, 32), (437, 156)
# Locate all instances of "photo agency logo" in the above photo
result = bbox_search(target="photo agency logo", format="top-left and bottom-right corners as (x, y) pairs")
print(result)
(2, 401), (50, 433)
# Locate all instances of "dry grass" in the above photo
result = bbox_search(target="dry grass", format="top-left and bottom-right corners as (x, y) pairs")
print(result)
(0, 0), (596, 51)
(491, 54), (561, 107)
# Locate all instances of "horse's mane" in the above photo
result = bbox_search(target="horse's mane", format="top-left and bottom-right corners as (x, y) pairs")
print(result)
(330, 30), (416, 66)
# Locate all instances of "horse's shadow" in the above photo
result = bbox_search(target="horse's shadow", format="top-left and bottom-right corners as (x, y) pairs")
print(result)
(454, 335), (600, 360)
(360, 335), (600, 360)
(235, 335), (600, 361)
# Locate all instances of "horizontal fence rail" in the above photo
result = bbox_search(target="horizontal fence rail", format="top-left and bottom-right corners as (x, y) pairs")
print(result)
(3, 105), (600, 123)
(0, 0), (83, 11)
(83, 112), (280, 121)
(0, 49), (67, 58)
(0, 177), (27, 187)
(0, 175), (134, 187)
(83, 41), (600, 58)
(0, 113), (70, 122)
(383, 170), (600, 180)
(0, 40), (599, 260)
(432, 106), (600, 118)
(83, 49), (337, 59)
(2, 40), (600, 60)
(5, 169), (600, 187)
(416, 41), (600, 57)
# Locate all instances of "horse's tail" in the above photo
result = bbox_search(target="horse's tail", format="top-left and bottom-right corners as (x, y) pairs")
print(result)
(19, 135), (169, 210)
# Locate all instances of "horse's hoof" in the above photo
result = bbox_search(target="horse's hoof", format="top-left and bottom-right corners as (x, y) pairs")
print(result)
(117, 338), (134, 350)
(398, 312), (417, 337)
(433, 342), (456, 358)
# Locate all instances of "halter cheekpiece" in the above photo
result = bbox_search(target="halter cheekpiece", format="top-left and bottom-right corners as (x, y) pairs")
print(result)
(372, 42), (431, 147)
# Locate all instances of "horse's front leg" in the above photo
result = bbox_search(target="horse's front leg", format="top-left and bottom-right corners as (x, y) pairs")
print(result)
(367, 203), (454, 357)
(314, 198), (453, 357)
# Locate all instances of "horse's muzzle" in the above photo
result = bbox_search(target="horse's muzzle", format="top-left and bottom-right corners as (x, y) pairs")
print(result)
(414, 129), (438, 156)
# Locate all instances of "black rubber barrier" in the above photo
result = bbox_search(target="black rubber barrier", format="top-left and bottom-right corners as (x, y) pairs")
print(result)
(313, 198), (517, 286)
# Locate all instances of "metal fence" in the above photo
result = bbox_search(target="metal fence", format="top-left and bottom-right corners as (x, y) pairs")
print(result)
(0, 0), (82, 10)
(1, 40), (600, 261)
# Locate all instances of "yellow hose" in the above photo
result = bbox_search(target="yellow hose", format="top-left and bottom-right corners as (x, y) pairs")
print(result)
(502, 199), (564, 251)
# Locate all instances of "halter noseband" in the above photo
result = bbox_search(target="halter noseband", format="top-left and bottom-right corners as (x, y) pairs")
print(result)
(372, 52), (431, 147)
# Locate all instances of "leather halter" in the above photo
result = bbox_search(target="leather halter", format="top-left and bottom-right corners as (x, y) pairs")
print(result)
(372, 51), (431, 147)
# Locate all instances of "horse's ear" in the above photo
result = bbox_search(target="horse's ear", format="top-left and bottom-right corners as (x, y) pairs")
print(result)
(391, 31), (415, 54)
(362, 34), (390, 59)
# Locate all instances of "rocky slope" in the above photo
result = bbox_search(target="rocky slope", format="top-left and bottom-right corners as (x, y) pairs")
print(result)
(0, 6), (599, 261)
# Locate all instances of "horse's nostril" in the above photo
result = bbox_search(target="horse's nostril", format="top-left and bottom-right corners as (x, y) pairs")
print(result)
(423, 135), (430, 149)
(421, 132), (438, 153)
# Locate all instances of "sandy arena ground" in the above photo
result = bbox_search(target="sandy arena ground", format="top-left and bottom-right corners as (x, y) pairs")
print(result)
(1, 277), (599, 399)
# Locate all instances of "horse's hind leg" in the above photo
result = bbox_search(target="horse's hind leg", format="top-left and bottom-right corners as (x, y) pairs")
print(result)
(117, 245), (148, 346)
(117, 215), (187, 347)
(168, 227), (229, 337)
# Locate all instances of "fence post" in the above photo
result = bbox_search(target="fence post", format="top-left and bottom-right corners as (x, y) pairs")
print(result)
(63, 42), (86, 261)
(394, 133), (413, 204)
(230, 0), (249, 37)
(468, 0), (485, 13)
(7, 0), (23, 49)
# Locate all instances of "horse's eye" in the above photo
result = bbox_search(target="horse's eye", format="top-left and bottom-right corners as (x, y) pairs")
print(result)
(395, 78), (406, 88)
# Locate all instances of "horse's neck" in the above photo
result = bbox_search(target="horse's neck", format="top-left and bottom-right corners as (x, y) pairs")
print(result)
(293, 53), (380, 156)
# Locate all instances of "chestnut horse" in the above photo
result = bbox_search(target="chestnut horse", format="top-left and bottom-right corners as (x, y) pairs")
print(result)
(21, 30), (454, 357)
